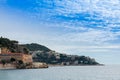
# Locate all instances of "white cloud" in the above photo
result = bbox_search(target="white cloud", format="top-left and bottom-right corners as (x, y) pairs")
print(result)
(34, 0), (120, 33)
(50, 44), (120, 55)
(58, 29), (117, 44)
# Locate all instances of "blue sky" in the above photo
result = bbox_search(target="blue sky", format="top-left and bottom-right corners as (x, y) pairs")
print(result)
(0, 0), (120, 64)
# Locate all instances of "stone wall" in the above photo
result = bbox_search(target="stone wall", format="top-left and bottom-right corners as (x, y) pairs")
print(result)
(0, 53), (33, 64)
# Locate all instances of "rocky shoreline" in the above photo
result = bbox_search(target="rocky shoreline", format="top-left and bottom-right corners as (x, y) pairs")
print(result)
(0, 63), (104, 70)
(0, 62), (48, 69)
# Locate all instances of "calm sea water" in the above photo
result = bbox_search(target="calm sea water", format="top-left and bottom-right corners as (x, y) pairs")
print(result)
(0, 65), (120, 80)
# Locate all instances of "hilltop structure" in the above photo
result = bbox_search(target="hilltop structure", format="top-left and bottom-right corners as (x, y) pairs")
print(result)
(0, 47), (33, 64)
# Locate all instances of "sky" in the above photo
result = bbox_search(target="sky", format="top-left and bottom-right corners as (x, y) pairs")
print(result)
(0, 0), (120, 64)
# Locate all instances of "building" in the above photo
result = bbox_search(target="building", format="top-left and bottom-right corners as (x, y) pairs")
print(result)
(0, 48), (33, 64)
(0, 47), (11, 54)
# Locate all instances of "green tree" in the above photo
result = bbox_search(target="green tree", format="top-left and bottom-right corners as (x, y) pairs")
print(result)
(10, 58), (16, 62)
(23, 48), (29, 54)
(18, 60), (23, 64)
(1, 60), (6, 66)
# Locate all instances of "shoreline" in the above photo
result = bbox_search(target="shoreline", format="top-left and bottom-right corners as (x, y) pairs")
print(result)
(48, 64), (104, 67)
(0, 62), (48, 69)
(0, 63), (104, 69)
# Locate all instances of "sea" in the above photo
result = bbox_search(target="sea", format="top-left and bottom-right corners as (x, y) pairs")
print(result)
(0, 65), (120, 80)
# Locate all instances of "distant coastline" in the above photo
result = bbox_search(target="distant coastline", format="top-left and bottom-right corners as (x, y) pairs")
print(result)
(49, 64), (104, 67)
(0, 37), (101, 69)
(0, 63), (104, 70)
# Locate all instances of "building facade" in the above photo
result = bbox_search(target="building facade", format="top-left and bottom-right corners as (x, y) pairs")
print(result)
(0, 48), (33, 63)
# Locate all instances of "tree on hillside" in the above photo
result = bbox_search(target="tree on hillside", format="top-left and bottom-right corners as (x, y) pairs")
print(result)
(10, 58), (16, 63)
(1, 60), (6, 66)
(22, 43), (51, 52)
(0, 37), (19, 53)
(23, 47), (29, 54)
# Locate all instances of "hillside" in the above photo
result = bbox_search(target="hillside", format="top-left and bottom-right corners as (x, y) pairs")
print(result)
(0, 37), (30, 54)
(21, 43), (51, 52)
(0, 37), (100, 65)
(0, 37), (19, 53)
(32, 51), (99, 65)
